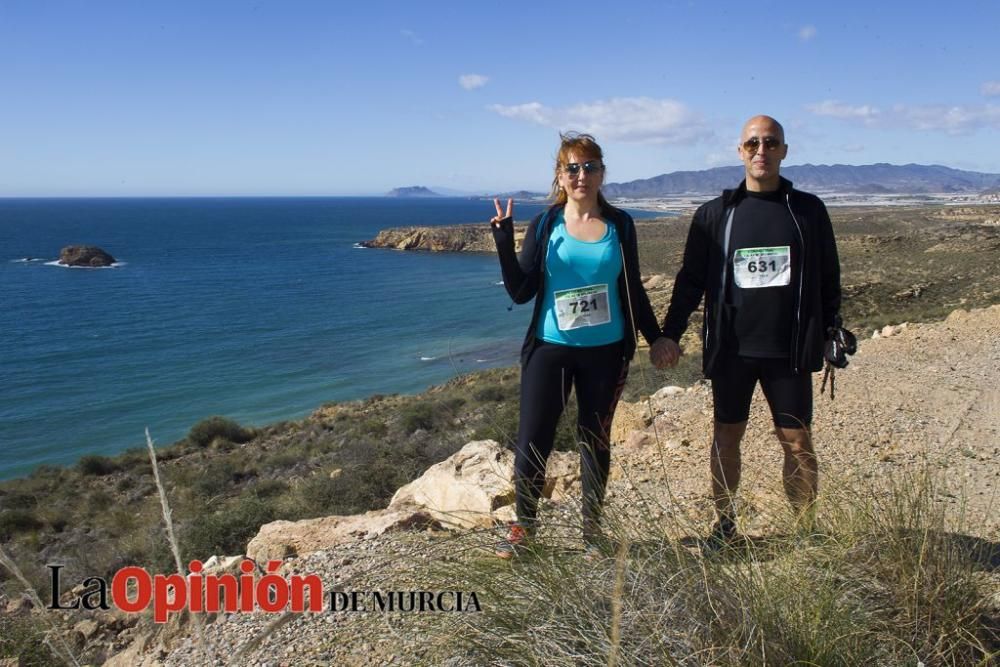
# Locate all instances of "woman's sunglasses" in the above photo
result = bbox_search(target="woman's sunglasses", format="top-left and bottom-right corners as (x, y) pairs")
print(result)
(563, 160), (604, 176)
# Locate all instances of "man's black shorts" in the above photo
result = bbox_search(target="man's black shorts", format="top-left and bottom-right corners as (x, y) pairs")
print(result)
(711, 356), (812, 428)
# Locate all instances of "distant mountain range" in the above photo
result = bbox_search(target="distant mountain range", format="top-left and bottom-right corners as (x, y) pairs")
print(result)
(602, 163), (1000, 198)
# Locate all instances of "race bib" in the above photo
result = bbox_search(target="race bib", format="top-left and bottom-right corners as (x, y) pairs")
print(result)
(554, 284), (611, 331)
(733, 246), (791, 289)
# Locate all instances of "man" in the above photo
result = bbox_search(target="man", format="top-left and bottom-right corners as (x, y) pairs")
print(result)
(651, 115), (843, 546)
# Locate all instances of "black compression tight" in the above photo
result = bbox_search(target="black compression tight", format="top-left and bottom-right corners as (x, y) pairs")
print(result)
(514, 340), (628, 538)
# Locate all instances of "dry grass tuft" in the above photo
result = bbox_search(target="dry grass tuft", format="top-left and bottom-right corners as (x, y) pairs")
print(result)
(432, 462), (998, 666)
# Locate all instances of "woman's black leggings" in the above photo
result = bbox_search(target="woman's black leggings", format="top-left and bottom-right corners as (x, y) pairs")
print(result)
(514, 340), (628, 538)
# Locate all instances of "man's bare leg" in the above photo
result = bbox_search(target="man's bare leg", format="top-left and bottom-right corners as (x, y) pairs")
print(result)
(712, 421), (747, 522)
(776, 426), (817, 523)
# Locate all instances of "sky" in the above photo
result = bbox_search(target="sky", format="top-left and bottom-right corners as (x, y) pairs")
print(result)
(1, 0), (999, 196)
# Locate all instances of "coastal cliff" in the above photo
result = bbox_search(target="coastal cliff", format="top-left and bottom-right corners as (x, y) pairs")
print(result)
(361, 223), (527, 252)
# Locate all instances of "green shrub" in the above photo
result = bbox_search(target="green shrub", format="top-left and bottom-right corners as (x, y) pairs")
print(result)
(86, 490), (113, 513)
(119, 446), (150, 465)
(0, 615), (61, 665)
(46, 514), (69, 532)
(188, 416), (255, 448)
(264, 450), (301, 469)
(440, 396), (466, 411)
(251, 479), (290, 499)
(78, 454), (120, 476)
(0, 492), (38, 510)
(0, 510), (44, 539)
(182, 494), (277, 558)
(400, 402), (436, 433)
(191, 461), (238, 498)
(472, 401), (519, 447)
(474, 385), (508, 402)
(360, 418), (388, 437)
(295, 474), (347, 516)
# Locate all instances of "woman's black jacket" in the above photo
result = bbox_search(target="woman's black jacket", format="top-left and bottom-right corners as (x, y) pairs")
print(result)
(491, 202), (663, 365)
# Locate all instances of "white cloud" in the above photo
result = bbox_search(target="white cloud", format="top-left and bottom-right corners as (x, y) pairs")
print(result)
(400, 29), (423, 46)
(892, 104), (1000, 133)
(843, 143), (866, 153)
(981, 81), (1000, 97)
(806, 99), (1000, 134)
(799, 25), (817, 41)
(489, 97), (711, 145)
(458, 74), (489, 91)
(806, 100), (881, 122)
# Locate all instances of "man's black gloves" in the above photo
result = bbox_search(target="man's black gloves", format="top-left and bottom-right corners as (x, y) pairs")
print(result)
(821, 327), (857, 399)
(824, 327), (857, 369)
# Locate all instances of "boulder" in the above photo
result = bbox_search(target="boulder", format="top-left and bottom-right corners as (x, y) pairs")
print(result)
(4, 595), (32, 614)
(879, 323), (909, 338)
(652, 386), (686, 400)
(388, 439), (580, 530)
(246, 509), (439, 562)
(73, 618), (100, 640)
(58, 245), (116, 267)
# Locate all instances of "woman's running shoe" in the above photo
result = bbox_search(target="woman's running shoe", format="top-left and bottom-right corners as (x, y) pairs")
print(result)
(495, 523), (532, 559)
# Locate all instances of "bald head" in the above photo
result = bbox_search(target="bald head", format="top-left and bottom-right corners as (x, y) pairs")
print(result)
(738, 115), (788, 192)
(741, 115), (785, 143)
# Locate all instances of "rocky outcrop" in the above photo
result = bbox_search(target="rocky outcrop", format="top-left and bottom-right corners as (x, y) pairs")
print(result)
(246, 508), (440, 562)
(246, 440), (581, 560)
(388, 439), (579, 529)
(361, 224), (526, 252)
(58, 245), (116, 267)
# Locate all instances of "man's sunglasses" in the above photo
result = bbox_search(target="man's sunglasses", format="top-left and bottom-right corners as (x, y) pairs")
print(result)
(742, 136), (783, 153)
(563, 160), (604, 176)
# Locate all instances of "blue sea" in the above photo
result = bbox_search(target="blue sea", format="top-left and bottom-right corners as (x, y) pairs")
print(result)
(0, 197), (661, 480)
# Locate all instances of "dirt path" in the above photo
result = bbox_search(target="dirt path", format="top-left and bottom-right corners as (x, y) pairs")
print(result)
(613, 304), (1000, 538)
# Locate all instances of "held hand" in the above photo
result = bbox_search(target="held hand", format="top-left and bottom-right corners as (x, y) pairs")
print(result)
(491, 198), (513, 228)
(649, 337), (682, 369)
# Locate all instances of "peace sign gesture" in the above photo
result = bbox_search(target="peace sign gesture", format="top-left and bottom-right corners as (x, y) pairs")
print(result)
(490, 197), (513, 228)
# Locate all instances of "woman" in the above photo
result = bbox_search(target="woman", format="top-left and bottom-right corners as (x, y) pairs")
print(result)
(490, 132), (668, 558)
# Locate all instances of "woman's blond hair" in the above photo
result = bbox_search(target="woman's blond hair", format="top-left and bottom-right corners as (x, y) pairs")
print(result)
(549, 132), (610, 209)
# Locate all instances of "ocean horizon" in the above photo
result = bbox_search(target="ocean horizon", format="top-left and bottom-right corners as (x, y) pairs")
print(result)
(0, 197), (661, 480)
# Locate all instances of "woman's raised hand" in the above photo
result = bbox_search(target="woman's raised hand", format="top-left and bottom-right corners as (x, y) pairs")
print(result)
(490, 198), (514, 228)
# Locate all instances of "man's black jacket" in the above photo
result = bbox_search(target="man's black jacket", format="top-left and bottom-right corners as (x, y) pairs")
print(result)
(492, 202), (663, 364)
(661, 177), (842, 377)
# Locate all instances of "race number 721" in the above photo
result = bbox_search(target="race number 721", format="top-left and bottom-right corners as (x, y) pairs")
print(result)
(553, 284), (611, 330)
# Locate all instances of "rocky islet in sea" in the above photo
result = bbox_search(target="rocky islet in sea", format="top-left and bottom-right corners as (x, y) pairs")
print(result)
(57, 245), (116, 267)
